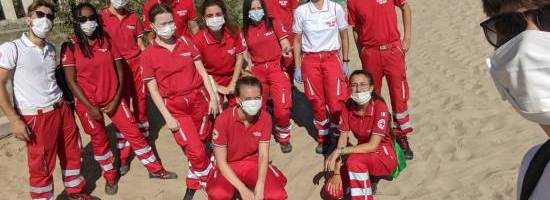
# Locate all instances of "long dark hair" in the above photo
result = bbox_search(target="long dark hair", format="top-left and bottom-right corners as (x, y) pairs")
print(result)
(200, 0), (238, 36)
(242, 0), (273, 37)
(72, 3), (105, 58)
(348, 69), (385, 106)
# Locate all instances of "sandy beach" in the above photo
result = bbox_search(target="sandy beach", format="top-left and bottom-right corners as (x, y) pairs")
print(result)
(1, 0), (548, 199)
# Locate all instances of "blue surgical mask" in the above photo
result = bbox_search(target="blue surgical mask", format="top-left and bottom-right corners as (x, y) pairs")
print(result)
(248, 9), (265, 22)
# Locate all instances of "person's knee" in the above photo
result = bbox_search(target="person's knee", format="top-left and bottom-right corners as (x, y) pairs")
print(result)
(345, 154), (367, 170)
(206, 185), (234, 200)
(264, 188), (287, 200)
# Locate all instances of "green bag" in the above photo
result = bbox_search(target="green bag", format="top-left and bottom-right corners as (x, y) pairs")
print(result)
(391, 139), (407, 178)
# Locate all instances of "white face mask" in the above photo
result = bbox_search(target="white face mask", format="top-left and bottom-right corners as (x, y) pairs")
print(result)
(351, 91), (372, 105)
(487, 30), (550, 125)
(240, 99), (262, 116)
(206, 16), (225, 31)
(153, 23), (176, 39)
(31, 17), (53, 39)
(111, 0), (129, 9)
(80, 20), (98, 36)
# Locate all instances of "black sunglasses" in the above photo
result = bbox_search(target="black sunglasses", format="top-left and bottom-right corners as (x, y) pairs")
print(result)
(480, 5), (550, 48)
(77, 14), (98, 23)
(35, 10), (55, 21)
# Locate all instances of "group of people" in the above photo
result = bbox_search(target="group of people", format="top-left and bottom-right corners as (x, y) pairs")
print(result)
(0, 0), (413, 199)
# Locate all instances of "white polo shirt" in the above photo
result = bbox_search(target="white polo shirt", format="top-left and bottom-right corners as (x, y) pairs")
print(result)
(0, 33), (63, 111)
(293, 0), (349, 53)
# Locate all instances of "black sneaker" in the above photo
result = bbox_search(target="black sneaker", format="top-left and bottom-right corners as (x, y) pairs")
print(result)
(149, 169), (178, 179)
(398, 136), (414, 160)
(280, 143), (292, 153)
(182, 188), (196, 200)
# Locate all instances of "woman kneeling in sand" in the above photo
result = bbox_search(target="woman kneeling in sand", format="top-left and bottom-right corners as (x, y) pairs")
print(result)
(323, 70), (397, 200)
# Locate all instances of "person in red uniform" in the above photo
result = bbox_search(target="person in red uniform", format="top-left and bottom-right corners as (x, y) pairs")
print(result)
(323, 70), (397, 200)
(143, 0), (200, 41)
(207, 76), (287, 200)
(242, 0), (294, 153)
(347, 0), (414, 159)
(61, 3), (177, 195)
(263, 0), (299, 75)
(141, 4), (219, 199)
(293, 0), (350, 154)
(100, 0), (149, 176)
(0, 1), (92, 199)
(193, 0), (247, 108)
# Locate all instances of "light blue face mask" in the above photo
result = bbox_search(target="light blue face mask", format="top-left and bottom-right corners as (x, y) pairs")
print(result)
(248, 9), (265, 22)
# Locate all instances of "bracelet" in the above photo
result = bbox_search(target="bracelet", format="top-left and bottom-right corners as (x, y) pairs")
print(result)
(342, 59), (350, 62)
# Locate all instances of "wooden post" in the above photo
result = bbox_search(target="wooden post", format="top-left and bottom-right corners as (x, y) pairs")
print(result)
(21, 0), (33, 15)
(1, 0), (19, 20)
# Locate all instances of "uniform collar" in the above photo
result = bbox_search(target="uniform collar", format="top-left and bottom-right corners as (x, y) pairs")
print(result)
(202, 28), (229, 45)
(103, 8), (130, 19)
(20, 33), (53, 53)
(150, 37), (184, 50)
(308, 0), (329, 13)
(351, 100), (375, 117)
(231, 106), (261, 124)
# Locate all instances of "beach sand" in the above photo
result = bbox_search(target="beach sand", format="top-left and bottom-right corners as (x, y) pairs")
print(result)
(0, 0), (548, 199)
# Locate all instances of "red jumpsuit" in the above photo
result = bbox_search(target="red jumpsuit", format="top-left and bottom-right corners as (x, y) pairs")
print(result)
(141, 36), (213, 189)
(61, 37), (163, 184)
(143, 0), (198, 38)
(100, 8), (149, 165)
(245, 20), (292, 144)
(264, 0), (299, 72)
(192, 28), (248, 108)
(322, 99), (397, 200)
(347, 0), (413, 137)
(207, 107), (287, 200)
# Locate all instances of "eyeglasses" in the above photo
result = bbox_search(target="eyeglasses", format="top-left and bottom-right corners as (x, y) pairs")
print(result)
(35, 11), (55, 21)
(77, 14), (98, 23)
(480, 5), (550, 48)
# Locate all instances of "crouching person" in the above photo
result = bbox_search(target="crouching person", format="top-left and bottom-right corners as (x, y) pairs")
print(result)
(207, 76), (287, 200)
(323, 70), (397, 200)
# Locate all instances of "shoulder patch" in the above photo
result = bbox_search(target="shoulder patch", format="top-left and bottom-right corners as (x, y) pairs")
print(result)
(377, 119), (386, 129)
(252, 131), (262, 137)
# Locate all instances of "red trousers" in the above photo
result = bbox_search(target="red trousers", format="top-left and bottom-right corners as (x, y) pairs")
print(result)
(117, 55), (150, 164)
(164, 88), (214, 189)
(301, 51), (348, 143)
(22, 101), (85, 199)
(74, 99), (162, 184)
(323, 144), (397, 200)
(360, 42), (413, 136)
(251, 61), (292, 144)
(206, 157), (287, 200)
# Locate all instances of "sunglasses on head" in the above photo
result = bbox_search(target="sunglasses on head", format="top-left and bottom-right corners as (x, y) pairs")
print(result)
(480, 5), (550, 48)
(77, 15), (98, 23)
(35, 11), (55, 21)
